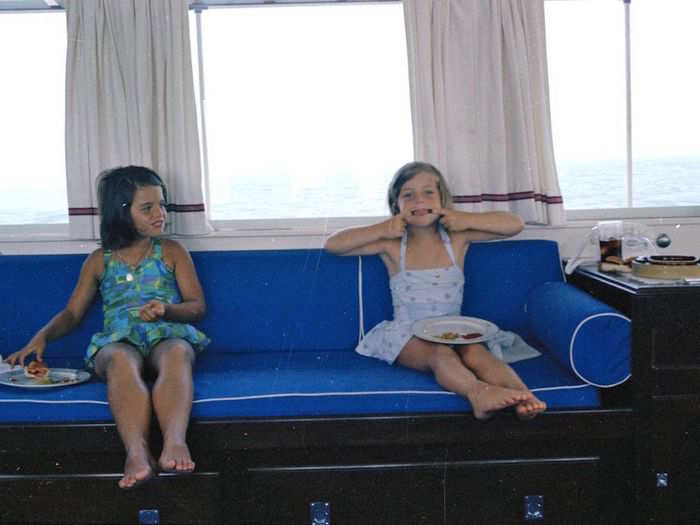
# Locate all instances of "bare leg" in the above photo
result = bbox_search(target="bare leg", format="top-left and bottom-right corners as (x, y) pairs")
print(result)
(148, 339), (196, 473)
(397, 337), (531, 419)
(95, 343), (154, 489)
(458, 344), (546, 419)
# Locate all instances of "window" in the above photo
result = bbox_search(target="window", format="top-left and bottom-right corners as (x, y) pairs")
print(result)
(544, 0), (700, 214)
(0, 12), (67, 225)
(191, 3), (413, 222)
(631, 0), (700, 207)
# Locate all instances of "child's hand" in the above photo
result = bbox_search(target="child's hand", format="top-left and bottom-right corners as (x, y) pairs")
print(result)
(437, 208), (463, 231)
(140, 300), (166, 322)
(3, 337), (46, 368)
(382, 214), (407, 239)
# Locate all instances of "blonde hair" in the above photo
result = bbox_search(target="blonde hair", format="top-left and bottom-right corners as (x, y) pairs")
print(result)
(387, 161), (453, 215)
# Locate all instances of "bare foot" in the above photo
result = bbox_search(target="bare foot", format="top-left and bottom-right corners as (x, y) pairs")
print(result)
(468, 381), (532, 420)
(119, 449), (155, 489)
(516, 395), (547, 420)
(159, 441), (195, 473)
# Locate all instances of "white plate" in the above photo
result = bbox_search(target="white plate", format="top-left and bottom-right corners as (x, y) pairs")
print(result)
(412, 316), (499, 344)
(0, 368), (91, 389)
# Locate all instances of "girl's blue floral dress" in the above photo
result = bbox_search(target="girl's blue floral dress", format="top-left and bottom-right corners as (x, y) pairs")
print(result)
(85, 238), (210, 367)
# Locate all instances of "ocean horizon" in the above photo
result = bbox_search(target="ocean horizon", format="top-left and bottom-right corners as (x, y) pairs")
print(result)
(2, 157), (699, 225)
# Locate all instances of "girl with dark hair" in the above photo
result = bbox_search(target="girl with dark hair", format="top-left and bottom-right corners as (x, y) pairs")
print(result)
(325, 161), (545, 420)
(4, 165), (210, 489)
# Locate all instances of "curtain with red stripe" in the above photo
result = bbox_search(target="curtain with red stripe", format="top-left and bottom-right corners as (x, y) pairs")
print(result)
(64, 0), (212, 238)
(403, 0), (565, 225)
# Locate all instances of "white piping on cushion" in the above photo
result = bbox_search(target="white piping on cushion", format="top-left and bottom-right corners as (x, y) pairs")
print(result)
(194, 390), (455, 403)
(358, 256), (365, 343)
(569, 312), (632, 388)
(192, 383), (594, 404)
(0, 384), (595, 407)
(530, 383), (591, 393)
(0, 399), (108, 405)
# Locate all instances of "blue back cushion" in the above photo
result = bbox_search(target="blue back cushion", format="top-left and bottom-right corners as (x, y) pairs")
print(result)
(0, 251), (379, 358)
(0, 254), (103, 359)
(0, 240), (563, 359)
(193, 250), (367, 352)
(461, 240), (564, 338)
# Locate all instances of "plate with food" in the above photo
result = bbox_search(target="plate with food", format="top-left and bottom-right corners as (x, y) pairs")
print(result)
(0, 361), (91, 388)
(412, 316), (499, 344)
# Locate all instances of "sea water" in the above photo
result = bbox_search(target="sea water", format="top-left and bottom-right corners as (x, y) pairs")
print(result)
(2, 157), (699, 225)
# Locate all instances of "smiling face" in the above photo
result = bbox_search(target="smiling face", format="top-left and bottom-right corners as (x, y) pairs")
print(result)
(130, 185), (167, 237)
(397, 171), (442, 224)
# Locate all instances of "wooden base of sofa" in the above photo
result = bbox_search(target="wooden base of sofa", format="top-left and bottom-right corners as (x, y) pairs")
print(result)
(0, 410), (635, 525)
(0, 472), (222, 524)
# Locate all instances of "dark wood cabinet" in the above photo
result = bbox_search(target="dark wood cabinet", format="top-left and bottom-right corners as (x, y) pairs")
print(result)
(569, 265), (700, 525)
(0, 472), (222, 524)
(1, 413), (634, 525)
(244, 457), (600, 525)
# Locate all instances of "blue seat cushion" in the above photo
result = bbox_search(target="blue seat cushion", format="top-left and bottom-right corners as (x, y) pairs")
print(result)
(0, 350), (598, 423)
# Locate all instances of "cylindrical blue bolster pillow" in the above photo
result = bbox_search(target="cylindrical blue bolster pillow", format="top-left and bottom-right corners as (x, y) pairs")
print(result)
(525, 282), (631, 387)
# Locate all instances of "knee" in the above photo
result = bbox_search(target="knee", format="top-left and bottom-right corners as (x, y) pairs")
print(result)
(460, 344), (490, 369)
(160, 341), (195, 367)
(428, 344), (461, 372)
(101, 347), (141, 376)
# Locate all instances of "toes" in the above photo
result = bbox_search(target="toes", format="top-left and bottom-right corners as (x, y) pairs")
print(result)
(515, 398), (546, 419)
(119, 475), (134, 489)
(121, 453), (155, 489)
(516, 403), (531, 416)
(160, 457), (177, 471)
(160, 446), (195, 473)
(119, 468), (152, 489)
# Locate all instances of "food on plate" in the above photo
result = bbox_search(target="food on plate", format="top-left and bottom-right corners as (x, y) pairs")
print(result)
(24, 360), (49, 380)
(437, 331), (459, 340)
(435, 331), (483, 341)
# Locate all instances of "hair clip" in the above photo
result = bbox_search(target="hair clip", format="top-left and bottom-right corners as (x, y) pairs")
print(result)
(121, 203), (128, 208)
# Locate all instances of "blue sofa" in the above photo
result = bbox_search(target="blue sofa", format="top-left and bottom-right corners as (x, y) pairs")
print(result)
(0, 239), (636, 525)
(0, 240), (630, 423)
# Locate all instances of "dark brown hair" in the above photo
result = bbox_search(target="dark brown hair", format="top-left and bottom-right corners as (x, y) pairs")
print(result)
(97, 166), (167, 249)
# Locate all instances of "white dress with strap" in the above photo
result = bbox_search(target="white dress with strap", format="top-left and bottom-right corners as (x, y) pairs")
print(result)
(356, 225), (464, 364)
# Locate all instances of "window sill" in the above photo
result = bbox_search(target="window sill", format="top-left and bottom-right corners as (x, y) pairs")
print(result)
(2, 214), (700, 256)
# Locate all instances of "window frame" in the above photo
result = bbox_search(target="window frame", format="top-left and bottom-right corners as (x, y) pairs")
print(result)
(189, 1), (411, 233)
(546, 0), (700, 221)
(0, 7), (68, 236)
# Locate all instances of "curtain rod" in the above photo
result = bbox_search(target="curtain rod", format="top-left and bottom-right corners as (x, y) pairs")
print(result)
(191, 0), (398, 9)
(0, 0), (398, 13)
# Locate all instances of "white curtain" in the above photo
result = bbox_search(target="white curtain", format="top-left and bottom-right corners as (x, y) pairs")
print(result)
(65, 0), (212, 238)
(403, 0), (565, 225)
